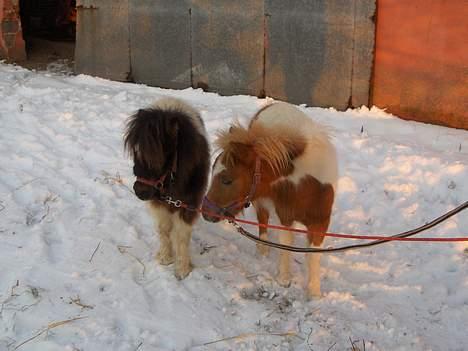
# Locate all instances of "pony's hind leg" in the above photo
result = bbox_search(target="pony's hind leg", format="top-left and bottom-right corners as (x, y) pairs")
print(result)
(253, 204), (270, 256)
(148, 204), (174, 265)
(276, 230), (294, 287)
(171, 214), (193, 280)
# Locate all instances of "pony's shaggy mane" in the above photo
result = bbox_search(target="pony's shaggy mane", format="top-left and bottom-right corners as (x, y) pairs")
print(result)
(216, 122), (306, 174)
(124, 98), (210, 223)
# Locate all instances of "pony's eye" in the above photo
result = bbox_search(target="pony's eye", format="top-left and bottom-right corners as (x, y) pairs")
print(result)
(221, 178), (233, 186)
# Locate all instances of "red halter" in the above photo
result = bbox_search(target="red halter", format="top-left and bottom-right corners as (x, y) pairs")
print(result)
(136, 148), (178, 192)
(203, 158), (262, 216)
(136, 173), (168, 189)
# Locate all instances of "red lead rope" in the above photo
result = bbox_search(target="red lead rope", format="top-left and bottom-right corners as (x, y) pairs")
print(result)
(178, 202), (468, 243)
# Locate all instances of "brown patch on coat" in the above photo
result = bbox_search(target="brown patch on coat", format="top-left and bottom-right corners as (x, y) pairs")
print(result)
(271, 176), (334, 246)
(244, 155), (334, 246)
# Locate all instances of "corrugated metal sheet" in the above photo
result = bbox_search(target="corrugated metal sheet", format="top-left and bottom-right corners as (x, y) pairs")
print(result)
(75, 0), (376, 111)
(265, 0), (375, 109)
(129, 0), (191, 89)
(75, 0), (130, 81)
(372, 0), (468, 129)
(190, 0), (264, 96)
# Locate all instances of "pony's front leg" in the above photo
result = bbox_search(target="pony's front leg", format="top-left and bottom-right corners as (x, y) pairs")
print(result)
(307, 230), (326, 299)
(171, 214), (193, 280)
(307, 251), (321, 298)
(253, 204), (270, 256)
(276, 230), (294, 287)
(148, 204), (174, 265)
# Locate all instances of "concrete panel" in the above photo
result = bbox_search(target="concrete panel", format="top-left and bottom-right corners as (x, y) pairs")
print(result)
(351, 0), (376, 107)
(265, 0), (353, 109)
(373, 0), (468, 129)
(75, 0), (130, 81)
(191, 0), (264, 96)
(265, 0), (374, 110)
(129, 0), (191, 89)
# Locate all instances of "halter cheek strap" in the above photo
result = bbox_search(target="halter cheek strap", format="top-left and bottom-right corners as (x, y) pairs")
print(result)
(248, 157), (262, 205)
(203, 157), (262, 216)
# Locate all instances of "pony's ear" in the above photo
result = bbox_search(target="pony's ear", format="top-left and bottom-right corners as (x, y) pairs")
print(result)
(229, 142), (255, 166)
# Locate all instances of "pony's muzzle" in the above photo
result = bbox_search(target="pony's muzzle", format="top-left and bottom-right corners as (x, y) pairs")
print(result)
(201, 197), (223, 223)
(202, 212), (221, 223)
(133, 181), (156, 201)
(201, 208), (221, 223)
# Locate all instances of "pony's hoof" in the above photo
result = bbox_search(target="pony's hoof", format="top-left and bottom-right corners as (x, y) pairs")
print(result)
(156, 251), (174, 266)
(175, 264), (193, 280)
(276, 275), (291, 288)
(307, 283), (321, 299)
(307, 291), (322, 300)
(256, 243), (270, 257)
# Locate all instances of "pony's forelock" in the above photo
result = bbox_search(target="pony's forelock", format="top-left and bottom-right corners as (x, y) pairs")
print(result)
(124, 109), (167, 170)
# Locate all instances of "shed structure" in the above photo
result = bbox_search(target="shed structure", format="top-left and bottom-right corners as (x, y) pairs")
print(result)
(1, 0), (467, 129)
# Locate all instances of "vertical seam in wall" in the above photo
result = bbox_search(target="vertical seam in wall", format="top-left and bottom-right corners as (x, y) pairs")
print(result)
(127, 0), (133, 81)
(189, 7), (193, 87)
(349, 0), (358, 108)
(261, 9), (267, 97)
(369, 0), (378, 107)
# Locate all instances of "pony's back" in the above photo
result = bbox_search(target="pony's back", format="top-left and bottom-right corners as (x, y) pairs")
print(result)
(252, 102), (338, 190)
(252, 102), (311, 129)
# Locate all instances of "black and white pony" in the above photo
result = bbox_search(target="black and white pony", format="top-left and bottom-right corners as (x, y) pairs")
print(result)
(124, 97), (210, 279)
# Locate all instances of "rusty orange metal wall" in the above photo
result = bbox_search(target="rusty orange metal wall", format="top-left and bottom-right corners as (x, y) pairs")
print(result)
(0, 0), (26, 61)
(372, 0), (468, 130)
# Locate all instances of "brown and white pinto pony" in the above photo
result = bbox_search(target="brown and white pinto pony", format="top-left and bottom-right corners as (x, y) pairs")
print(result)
(202, 102), (337, 298)
(124, 97), (210, 280)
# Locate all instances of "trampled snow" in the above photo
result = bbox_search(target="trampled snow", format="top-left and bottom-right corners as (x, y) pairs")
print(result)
(1, 62), (467, 351)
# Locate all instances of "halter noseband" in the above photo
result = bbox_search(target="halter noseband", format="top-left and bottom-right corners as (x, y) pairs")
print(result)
(203, 157), (262, 217)
(136, 173), (168, 190)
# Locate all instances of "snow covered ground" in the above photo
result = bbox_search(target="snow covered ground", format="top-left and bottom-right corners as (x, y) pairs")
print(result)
(0, 62), (467, 351)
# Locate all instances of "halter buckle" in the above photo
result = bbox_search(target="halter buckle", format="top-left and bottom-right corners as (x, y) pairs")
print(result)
(164, 197), (182, 208)
(169, 171), (176, 184)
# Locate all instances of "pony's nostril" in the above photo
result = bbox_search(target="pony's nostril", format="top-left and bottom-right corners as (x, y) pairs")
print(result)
(137, 191), (152, 200)
(202, 213), (220, 223)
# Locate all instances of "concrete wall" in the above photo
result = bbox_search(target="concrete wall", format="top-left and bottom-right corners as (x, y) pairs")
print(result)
(0, 0), (26, 61)
(129, 0), (191, 89)
(75, 0), (130, 81)
(265, 0), (375, 109)
(75, 0), (376, 110)
(191, 0), (265, 96)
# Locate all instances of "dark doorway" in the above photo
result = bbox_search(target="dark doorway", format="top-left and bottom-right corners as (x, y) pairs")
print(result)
(19, 0), (76, 72)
